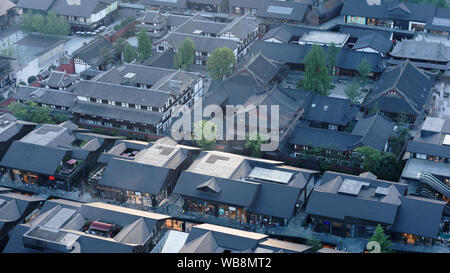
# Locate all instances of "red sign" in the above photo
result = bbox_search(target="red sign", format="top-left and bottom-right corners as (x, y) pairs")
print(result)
(49, 176), (55, 181)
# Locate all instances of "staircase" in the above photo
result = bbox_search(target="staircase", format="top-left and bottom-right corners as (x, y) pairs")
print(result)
(418, 171), (450, 198)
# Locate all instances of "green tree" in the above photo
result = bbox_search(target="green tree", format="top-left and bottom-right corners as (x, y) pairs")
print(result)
(206, 47), (237, 81)
(299, 45), (332, 96)
(354, 146), (382, 174)
(27, 76), (37, 84)
(123, 43), (137, 63)
(306, 236), (322, 253)
(137, 28), (152, 61)
(44, 11), (58, 34)
(357, 58), (371, 88)
(245, 133), (267, 158)
(389, 125), (410, 156)
(368, 101), (380, 115)
(52, 113), (69, 124)
(0, 38), (14, 58)
(174, 37), (196, 70)
(327, 44), (341, 75)
(32, 14), (46, 34)
(344, 80), (363, 104)
(113, 37), (126, 59)
(377, 153), (400, 181)
(368, 224), (392, 253)
(20, 10), (35, 33)
(53, 13), (71, 36)
(99, 46), (113, 68)
(193, 120), (217, 150)
(8, 101), (54, 124)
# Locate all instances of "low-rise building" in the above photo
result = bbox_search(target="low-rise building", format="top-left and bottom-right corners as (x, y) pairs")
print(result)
(388, 39), (450, 71)
(71, 63), (204, 135)
(0, 0), (15, 30)
(4, 200), (170, 253)
(362, 60), (436, 125)
(177, 223), (312, 253)
(306, 171), (447, 245)
(341, 0), (436, 33)
(0, 114), (36, 161)
(0, 121), (117, 191)
(290, 112), (395, 170)
(155, 13), (259, 64)
(252, 40), (385, 79)
(173, 150), (320, 227)
(16, 0), (119, 31)
(91, 137), (195, 207)
(0, 190), (44, 252)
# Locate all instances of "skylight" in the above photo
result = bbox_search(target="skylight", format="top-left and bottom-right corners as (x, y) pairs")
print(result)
(267, 5), (293, 15)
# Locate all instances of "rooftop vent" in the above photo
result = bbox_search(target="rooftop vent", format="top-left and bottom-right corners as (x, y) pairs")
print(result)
(122, 73), (136, 86)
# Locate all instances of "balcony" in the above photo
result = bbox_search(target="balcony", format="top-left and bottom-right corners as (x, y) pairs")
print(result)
(57, 159), (84, 176)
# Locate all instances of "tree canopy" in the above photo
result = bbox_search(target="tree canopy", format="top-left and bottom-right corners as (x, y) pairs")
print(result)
(20, 11), (70, 36)
(206, 47), (237, 81)
(137, 28), (152, 61)
(344, 80), (363, 104)
(368, 224), (392, 253)
(174, 37), (196, 70)
(357, 58), (371, 87)
(327, 44), (341, 75)
(354, 146), (401, 181)
(8, 101), (54, 124)
(298, 45), (332, 96)
(123, 42), (138, 63)
(306, 237), (322, 253)
(193, 120), (217, 150)
(245, 133), (268, 158)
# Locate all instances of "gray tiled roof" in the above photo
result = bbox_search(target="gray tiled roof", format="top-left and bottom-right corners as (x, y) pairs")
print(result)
(0, 141), (68, 175)
(99, 158), (171, 195)
(341, 0), (436, 22)
(16, 0), (53, 10)
(174, 171), (260, 208)
(70, 101), (164, 125)
(262, 25), (310, 43)
(306, 175), (403, 224)
(392, 195), (445, 238)
(161, 32), (238, 53)
(44, 71), (79, 89)
(339, 25), (392, 40)
(72, 80), (170, 108)
(353, 32), (393, 54)
(351, 112), (395, 151)
(302, 95), (357, 126)
(390, 39), (450, 63)
(290, 126), (362, 151)
(364, 60), (434, 115)
(15, 86), (77, 108)
(256, 0), (309, 21)
(406, 141), (450, 158)
(50, 0), (106, 18)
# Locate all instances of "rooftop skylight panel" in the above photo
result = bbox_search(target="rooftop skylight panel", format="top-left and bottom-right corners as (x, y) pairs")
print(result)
(267, 5), (293, 15)
(432, 17), (450, 27)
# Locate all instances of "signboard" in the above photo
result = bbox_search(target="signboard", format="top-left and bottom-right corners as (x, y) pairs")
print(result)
(346, 16), (366, 25)
(91, 1), (118, 23)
